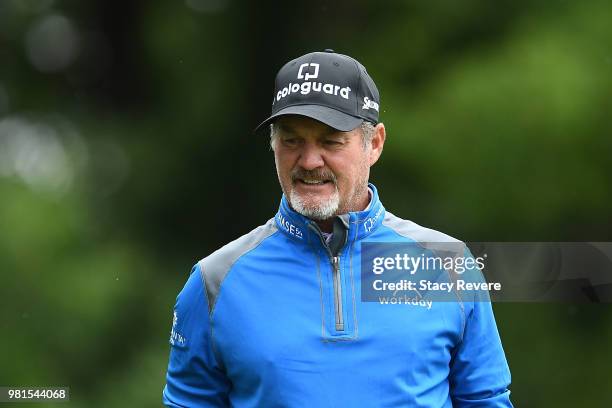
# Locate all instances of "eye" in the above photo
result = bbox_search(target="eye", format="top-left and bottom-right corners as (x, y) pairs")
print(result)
(281, 137), (299, 147)
(323, 139), (343, 146)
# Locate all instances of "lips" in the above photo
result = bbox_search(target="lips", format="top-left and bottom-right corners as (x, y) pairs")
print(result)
(297, 179), (332, 185)
(291, 169), (337, 190)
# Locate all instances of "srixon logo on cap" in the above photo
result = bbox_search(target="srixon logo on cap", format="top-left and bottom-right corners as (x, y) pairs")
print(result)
(274, 64), (352, 104)
(362, 96), (379, 112)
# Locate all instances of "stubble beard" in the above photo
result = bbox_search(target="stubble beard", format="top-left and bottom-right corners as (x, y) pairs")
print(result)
(289, 184), (340, 221)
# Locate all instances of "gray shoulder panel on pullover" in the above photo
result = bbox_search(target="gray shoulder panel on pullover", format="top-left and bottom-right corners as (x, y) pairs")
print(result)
(382, 211), (465, 257)
(198, 218), (278, 315)
(383, 211), (469, 328)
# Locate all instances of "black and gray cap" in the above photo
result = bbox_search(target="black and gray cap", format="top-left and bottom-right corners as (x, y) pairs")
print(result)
(255, 49), (380, 132)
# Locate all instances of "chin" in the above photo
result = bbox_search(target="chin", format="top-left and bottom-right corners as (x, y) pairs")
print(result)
(289, 190), (340, 220)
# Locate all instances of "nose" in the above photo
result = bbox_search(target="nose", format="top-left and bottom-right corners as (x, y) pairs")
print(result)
(296, 142), (325, 170)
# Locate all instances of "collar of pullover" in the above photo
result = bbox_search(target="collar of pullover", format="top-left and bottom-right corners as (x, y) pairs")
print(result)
(275, 183), (386, 245)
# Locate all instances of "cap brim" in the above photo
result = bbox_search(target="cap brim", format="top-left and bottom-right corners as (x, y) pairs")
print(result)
(254, 105), (363, 133)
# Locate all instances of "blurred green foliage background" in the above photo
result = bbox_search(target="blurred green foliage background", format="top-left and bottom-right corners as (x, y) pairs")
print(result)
(1, 0), (611, 406)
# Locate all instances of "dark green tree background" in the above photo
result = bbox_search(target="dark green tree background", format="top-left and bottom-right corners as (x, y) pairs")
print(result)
(1, 0), (611, 406)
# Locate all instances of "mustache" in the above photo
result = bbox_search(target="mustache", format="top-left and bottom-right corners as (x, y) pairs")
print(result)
(291, 168), (337, 183)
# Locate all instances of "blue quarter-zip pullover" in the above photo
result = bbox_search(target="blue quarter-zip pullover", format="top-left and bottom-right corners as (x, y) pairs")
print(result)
(163, 184), (512, 407)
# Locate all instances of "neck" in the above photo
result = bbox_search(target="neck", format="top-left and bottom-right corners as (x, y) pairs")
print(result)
(314, 190), (370, 233)
(315, 219), (334, 233)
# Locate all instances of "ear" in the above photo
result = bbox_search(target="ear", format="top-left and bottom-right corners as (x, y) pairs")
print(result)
(369, 123), (386, 166)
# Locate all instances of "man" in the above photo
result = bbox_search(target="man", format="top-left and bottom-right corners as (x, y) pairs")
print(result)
(163, 50), (513, 407)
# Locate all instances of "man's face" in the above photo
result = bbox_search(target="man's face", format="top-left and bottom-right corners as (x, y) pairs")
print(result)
(272, 115), (374, 220)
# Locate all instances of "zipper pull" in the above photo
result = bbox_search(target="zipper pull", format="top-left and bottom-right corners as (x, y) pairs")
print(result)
(332, 256), (340, 272)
